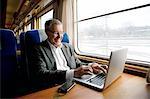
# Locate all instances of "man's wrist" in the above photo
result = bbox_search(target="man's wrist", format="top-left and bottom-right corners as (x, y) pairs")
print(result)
(66, 69), (74, 81)
(74, 68), (79, 78)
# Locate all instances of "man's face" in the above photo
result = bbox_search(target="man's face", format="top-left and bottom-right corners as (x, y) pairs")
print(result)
(47, 24), (63, 47)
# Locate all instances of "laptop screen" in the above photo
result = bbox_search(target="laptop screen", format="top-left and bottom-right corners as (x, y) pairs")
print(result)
(104, 48), (128, 89)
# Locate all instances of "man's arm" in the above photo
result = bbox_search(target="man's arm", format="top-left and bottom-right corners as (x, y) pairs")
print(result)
(68, 44), (88, 67)
(67, 44), (108, 75)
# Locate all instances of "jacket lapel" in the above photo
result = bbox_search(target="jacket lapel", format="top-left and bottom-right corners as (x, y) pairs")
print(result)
(61, 44), (70, 66)
(42, 40), (56, 69)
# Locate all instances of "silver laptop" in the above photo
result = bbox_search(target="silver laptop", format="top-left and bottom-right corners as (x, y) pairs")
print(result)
(73, 48), (128, 91)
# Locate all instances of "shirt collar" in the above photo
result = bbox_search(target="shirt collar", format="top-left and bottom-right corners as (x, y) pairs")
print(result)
(47, 40), (62, 50)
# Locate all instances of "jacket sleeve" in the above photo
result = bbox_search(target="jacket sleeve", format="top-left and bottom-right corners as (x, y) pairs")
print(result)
(67, 44), (88, 67)
(30, 45), (66, 85)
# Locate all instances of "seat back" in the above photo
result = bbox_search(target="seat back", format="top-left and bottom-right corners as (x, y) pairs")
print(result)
(19, 32), (28, 81)
(21, 30), (47, 80)
(0, 29), (18, 98)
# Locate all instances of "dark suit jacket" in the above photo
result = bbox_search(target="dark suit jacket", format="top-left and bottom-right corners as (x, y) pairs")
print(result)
(30, 40), (86, 86)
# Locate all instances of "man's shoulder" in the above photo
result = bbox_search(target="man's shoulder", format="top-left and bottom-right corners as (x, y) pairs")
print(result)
(62, 43), (74, 52)
(62, 43), (72, 48)
(41, 40), (48, 46)
(34, 40), (48, 48)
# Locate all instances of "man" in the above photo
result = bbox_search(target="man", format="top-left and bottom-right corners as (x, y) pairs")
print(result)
(30, 19), (107, 86)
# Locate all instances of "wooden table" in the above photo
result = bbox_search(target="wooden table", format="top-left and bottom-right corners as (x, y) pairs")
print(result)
(17, 73), (150, 99)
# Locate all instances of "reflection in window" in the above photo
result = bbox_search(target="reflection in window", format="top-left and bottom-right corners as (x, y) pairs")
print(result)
(77, 1), (150, 64)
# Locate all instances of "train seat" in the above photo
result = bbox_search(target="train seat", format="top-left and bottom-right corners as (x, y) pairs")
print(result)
(0, 29), (18, 98)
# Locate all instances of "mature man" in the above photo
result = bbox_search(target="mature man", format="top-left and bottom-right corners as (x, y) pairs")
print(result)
(30, 19), (106, 87)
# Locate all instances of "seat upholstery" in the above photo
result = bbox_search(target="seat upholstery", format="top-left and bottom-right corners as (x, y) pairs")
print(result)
(20, 30), (47, 81)
(62, 32), (69, 43)
(0, 29), (18, 98)
(25, 29), (48, 45)
(19, 32), (28, 81)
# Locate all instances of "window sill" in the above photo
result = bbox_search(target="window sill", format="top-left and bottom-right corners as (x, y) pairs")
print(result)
(77, 55), (149, 77)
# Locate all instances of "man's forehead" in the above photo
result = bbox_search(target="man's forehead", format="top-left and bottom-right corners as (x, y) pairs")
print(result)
(51, 24), (63, 31)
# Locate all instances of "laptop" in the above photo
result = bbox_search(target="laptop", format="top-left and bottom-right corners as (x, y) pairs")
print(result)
(73, 48), (128, 91)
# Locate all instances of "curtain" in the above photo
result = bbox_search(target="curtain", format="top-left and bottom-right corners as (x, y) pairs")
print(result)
(53, 0), (74, 44)
(53, 0), (63, 21)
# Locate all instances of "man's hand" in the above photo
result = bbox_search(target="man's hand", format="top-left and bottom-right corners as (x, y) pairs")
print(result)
(91, 63), (108, 74)
(74, 65), (93, 78)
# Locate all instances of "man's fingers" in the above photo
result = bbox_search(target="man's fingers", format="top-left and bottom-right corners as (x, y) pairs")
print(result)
(92, 68), (100, 74)
(93, 65), (107, 74)
(91, 63), (108, 74)
(101, 65), (108, 70)
(82, 66), (93, 73)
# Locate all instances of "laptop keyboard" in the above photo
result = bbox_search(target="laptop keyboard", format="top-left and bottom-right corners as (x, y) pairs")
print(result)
(87, 73), (106, 86)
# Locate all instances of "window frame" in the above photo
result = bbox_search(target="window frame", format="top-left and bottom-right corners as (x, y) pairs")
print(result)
(38, 9), (54, 29)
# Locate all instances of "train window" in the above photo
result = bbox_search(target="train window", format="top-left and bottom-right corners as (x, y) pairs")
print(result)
(19, 29), (23, 35)
(39, 10), (53, 29)
(25, 23), (31, 31)
(76, 0), (150, 66)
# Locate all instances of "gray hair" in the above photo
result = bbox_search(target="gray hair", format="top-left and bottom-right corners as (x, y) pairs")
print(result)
(45, 19), (62, 33)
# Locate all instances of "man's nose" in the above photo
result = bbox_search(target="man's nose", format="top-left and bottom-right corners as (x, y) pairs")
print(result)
(56, 33), (61, 38)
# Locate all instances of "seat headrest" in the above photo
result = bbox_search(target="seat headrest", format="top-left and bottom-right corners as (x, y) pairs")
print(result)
(0, 29), (16, 55)
(62, 32), (69, 43)
(25, 29), (48, 45)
